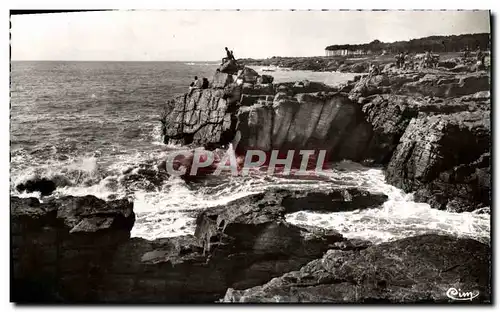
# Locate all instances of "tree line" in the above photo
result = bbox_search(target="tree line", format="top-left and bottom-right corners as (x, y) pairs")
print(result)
(325, 33), (490, 54)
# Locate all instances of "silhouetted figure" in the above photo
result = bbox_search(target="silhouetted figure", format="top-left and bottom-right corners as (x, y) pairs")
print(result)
(222, 47), (236, 64)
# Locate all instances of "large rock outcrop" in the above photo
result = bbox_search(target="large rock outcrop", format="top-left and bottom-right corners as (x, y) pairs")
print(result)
(11, 196), (135, 302)
(386, 111), (490, 212)
(349, 69), (490, 210)
(11, 186), (386, 303)
(161, 62), (371, 162)
(224, 234), (491, 303)
(161, 63), (490, 211)
(162, 88), (234, 147)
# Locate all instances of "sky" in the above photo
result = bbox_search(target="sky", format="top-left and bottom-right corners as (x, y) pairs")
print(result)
(11, 10), (490, 61)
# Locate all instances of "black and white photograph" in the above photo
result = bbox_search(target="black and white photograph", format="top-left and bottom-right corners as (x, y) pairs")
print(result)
(9, 9), (492, 304)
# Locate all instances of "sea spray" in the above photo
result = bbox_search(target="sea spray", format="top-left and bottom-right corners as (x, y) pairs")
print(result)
(129, 161), (490, 244)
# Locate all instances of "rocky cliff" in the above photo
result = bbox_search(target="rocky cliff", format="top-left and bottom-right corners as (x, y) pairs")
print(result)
(350, 69), (490, 211)
(161, 62), (368, 161)
(161, 60), (490, 211)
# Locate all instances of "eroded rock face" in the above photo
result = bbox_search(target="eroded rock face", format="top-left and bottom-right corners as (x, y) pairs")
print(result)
(162, 89), (234, 146)
(349, 71), (490, 100)
(399, 72), (490, 98)
(347, 68), (491, 210)
(235, 92), (373, 162)
(386, 111), (490, 211)
(219, 59), (242, 75)
(360, 92), (490, 164)
(161, 68), (372, 162)
(224, 234), (491, 303)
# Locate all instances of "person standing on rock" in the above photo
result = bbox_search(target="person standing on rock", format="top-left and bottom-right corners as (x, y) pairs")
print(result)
(222, 47), (236, 64)
(395, 53), (401, 68)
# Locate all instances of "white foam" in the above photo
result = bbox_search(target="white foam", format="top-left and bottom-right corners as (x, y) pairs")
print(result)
(130, 175), (259, 240)
(286, 165), (490, 245)
(12, 151), (489, 245)
(131, 161), (490, 245)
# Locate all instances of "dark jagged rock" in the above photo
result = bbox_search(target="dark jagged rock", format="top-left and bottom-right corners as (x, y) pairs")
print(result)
(361, 95), (419, 163)
(280, 188), (388, 213)
(289, 80), (338, 94)
(386, 111), (490, 211)
(224, 234), (491, 303)
(342, 67), (491, 209)
(15, 177), (57, 196)
(360, 92), (489, 165)
(193, 188), (385, 290)
(413, 152), (491, 212)
(349, 71), (490, 101)
(258, 74), (274, 84)
(237, 67), (260, 84)
(211, 71), (234, 88)
(12, 185), (385, 303)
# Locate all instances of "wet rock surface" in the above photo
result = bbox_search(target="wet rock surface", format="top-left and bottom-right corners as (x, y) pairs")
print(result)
(348, 68), (490, 210)
(386, 112), (490, 212)
(11, 185), (386, 303)
(11, 196), (135, 302)
(162, 62), (490, 211)
(224, 234), (491, 303)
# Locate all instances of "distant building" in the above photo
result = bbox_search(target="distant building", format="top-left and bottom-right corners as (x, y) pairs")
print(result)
(325, 49), (370, 57)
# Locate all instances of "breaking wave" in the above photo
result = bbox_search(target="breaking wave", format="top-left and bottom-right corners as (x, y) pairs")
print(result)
(10, 145), (490, 245)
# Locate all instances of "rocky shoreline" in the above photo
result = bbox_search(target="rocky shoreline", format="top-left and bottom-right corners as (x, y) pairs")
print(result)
(10, 189), (490, 303)
(161, 59), (490, 212)
(11, 57), (491, 303)
(238, 54), (489, 73)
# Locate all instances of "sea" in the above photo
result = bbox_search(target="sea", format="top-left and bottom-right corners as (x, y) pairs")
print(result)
(10, 61), (490, 244)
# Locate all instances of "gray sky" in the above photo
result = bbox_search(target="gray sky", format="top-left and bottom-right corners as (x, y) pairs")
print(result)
(11, 10), (490, 61)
